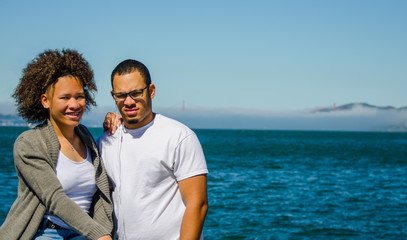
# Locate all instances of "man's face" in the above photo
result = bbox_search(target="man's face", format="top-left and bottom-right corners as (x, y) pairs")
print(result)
(112, 70), (155, 129)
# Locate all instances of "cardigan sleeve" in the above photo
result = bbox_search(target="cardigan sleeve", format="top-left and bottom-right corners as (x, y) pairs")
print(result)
(13, 133), (110, 240)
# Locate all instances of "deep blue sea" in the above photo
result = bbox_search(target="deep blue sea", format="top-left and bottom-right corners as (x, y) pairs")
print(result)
(1, 126), (406, 239)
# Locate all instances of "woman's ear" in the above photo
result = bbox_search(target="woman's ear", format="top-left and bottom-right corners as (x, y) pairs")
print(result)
(41, 94), (49, 109)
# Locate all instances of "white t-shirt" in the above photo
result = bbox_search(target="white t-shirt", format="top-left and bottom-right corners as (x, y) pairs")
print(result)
(44, 148), (97, 229)
(98, 114), (208, 240)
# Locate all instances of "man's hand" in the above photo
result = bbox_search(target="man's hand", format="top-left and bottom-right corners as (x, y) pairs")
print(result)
(103, 112), (122, 135)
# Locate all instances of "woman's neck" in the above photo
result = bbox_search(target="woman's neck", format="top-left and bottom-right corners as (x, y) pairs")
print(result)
(50, 119), (76, 142)
(50, 119), (87, 161)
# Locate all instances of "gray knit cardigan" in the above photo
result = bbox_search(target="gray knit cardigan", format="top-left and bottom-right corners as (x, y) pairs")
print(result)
(0, 120), (113, 239)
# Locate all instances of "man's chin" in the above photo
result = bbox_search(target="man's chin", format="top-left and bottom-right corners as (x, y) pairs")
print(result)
(127, 119), (140, 124)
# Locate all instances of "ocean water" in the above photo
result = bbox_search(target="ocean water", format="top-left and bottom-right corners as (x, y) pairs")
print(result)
(1, 127), (406, 239)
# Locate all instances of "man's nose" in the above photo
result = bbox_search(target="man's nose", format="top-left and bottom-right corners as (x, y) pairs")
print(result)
(123, 95), (136, 105)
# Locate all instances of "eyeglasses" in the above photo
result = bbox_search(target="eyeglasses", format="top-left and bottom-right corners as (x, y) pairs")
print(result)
(111, 85), (149, 102)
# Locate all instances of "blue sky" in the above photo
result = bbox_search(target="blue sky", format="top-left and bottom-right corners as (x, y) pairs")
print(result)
(0, 0), (406, 113)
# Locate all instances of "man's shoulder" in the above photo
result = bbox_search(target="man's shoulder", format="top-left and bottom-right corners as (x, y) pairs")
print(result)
(98, 124), (123, 145)
(155, 114), (192, 132)
(153, 114), (198, 144)
(98, 130), (109, 142)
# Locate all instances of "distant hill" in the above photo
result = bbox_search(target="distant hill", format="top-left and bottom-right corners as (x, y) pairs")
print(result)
(0, 113), (26, 126)
(312, 103), (407, 113)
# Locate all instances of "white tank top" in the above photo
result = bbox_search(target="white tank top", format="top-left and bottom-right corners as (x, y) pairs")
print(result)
(44, 147), (97, 229)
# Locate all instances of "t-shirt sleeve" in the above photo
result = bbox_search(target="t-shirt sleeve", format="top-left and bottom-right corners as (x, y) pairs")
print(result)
(173, 133), (208, 181)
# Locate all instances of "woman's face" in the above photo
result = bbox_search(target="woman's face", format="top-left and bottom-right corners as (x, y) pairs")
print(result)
(41, 75), (86, 130)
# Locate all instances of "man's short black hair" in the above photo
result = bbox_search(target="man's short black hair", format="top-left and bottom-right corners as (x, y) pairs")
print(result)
(111, 59), (151, 88)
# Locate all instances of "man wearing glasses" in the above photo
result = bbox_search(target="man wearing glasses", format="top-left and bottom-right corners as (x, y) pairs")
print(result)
(98, 59), (208, 240)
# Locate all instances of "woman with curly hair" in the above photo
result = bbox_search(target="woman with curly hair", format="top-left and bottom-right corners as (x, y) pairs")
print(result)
(0, 49), (113, 240)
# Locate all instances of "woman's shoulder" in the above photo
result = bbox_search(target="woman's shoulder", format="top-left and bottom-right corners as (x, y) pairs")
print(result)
(75, 124), (95, 142)
(75, 124), (100, 152)
(76, 124), (90, 134)
(16, 126), (42, 142)
(15, 122), (55, 149)
(13, 128), (47, 157)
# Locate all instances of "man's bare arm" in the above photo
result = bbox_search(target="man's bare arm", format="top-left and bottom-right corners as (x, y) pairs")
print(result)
(178, 174), (208, 240)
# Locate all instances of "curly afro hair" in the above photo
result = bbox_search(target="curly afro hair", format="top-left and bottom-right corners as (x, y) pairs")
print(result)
(12, 49), (97, 123)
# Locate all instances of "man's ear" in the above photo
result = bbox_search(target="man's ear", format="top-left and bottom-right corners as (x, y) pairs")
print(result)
(149, 84), (156, 99)
(111, 90), (116, 101)
(41, 94), (50, 109)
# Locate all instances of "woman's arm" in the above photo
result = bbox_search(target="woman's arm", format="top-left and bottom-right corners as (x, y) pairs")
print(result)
(14, 134), (111, 240)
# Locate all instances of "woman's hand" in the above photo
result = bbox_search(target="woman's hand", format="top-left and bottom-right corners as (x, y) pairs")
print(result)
(103, 112), (122, 135)
(97, 235), (112, 240)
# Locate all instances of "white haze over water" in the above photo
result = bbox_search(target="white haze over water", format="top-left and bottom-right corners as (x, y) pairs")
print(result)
(1, 102), (406, 131)
(152, 104), (407, 131)
(151, 105), (407, 131)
